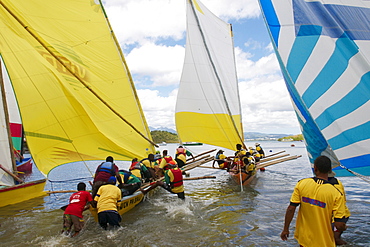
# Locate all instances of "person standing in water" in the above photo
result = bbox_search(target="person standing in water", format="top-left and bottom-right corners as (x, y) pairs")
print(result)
(280, 156), (347, 246)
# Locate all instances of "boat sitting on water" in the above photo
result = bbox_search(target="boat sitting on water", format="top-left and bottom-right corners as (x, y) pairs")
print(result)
(0, 0), (157, 210)
(175, 0), (301, 186)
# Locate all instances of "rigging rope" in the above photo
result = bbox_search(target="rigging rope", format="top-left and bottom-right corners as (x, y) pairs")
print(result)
(339, 164), (370, 184)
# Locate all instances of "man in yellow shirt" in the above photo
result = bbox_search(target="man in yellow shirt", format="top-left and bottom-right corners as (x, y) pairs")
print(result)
(212, 150), (231, 170)
(156, 150), (177, 177)
(151, 163), (185, 200)
(175, 145), (194, 168)
(94, 176), (122, 230)
(280, 156), (347, 247)
(140, 154), (156, 180)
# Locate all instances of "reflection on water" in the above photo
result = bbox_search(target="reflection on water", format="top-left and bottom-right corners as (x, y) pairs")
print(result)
(0, 141), (369, 246)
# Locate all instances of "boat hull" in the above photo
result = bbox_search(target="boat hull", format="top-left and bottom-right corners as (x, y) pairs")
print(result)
(0, 179), (47, 207)
(89, 190), (145, 222)
(229, 172), (256, 186)
(16, 157), (33, 173)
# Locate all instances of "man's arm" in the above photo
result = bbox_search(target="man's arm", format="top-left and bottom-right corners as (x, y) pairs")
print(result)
(115, 171), (123, 184)
(334, 221), (346, 232)
(280, 204), (297, 241)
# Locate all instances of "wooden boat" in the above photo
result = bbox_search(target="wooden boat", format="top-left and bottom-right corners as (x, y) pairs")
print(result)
(89, 188), (145, 222)
(0, 1), (157, 210)
(229, 172), (256, 186)
(0, 62), (46, 207)
(16, 157), (32, 174)
(88, 154), (214, 222)
(259, 1), (370, 179)
(0, 179), (47, 208)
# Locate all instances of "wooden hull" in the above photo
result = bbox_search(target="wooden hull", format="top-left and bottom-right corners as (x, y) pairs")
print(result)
(89, 190), (145, 222)
(229, 172), (256, 186)
(89, 152), (216, 222)
(16, 157), (33, 173)
(0, 179), (47, 207)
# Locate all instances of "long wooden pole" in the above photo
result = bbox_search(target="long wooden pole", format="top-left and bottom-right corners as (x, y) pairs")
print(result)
(256, 155), (302, 169)
(183, 176), (216, 180)
(0, 164), (23, 183)
(259, 154), (290, 163)
(263, 150), (285, 159)
(186, 155), (211, 165)
(197, 166), (224, 169)
(186, 149), (216, 161)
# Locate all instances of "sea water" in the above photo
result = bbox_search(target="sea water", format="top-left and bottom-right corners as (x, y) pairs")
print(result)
(0, 141), (369, 246)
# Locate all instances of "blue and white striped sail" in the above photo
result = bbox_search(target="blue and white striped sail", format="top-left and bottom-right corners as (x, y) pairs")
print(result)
(259, 0), (370, 177)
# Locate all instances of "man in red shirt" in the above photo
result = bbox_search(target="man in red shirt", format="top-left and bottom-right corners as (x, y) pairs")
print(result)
(62, 182), (93, 237)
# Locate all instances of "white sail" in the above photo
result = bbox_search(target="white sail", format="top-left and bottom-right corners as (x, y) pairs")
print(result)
(175, 0), (244, 151)
(0, 62), (14, 186)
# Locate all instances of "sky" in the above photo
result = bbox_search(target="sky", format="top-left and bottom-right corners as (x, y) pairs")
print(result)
(102, 0), (301, 135)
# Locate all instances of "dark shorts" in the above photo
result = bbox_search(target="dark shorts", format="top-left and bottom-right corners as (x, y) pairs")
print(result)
(63, 214), (84, 233)
(175, 159), (186, 168)
(98, 211), (121, 230)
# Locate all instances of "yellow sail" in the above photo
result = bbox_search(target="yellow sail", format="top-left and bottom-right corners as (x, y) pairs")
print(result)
(175, 0), (244, 151)
(0, 0), (155, 176)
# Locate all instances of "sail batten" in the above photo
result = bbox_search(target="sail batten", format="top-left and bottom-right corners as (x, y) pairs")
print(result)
(259, 0), (370, 177)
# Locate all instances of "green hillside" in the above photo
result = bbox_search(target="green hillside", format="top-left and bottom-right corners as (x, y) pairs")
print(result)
(151, 130), (179, 143)
(278, 134), (304, 141)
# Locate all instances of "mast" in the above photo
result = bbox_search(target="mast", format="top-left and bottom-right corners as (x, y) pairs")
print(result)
(0, 59), (18, 175)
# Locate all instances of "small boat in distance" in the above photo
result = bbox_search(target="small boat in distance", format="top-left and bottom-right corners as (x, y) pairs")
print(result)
(183, 142), (203, 146)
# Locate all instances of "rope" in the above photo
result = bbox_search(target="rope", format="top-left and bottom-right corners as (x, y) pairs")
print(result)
(48, 176), (93, 183)
(339, 164), (370, 183)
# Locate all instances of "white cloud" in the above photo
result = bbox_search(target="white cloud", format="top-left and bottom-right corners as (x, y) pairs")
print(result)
(235, 48), (299, 134)
(138, 89), (177, 130)
(102, 0), (300, 134)
(126, 43), (184, 87)
(103, 0), (185, 45)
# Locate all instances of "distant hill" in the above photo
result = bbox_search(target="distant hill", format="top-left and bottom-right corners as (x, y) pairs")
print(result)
(150, 130), (178, 143)
(244, 132), (289, 140)
(149, 126), (177, 134)
(278, 134), (304, 141)
(149, 127), (292, 141)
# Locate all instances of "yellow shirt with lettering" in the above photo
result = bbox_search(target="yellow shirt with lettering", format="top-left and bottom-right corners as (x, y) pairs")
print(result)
(94, 184), (121, 213)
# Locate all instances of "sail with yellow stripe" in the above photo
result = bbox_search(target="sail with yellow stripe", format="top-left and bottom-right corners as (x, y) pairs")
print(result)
(175, 0), (244, 151)
(0, 0), (156, 177)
